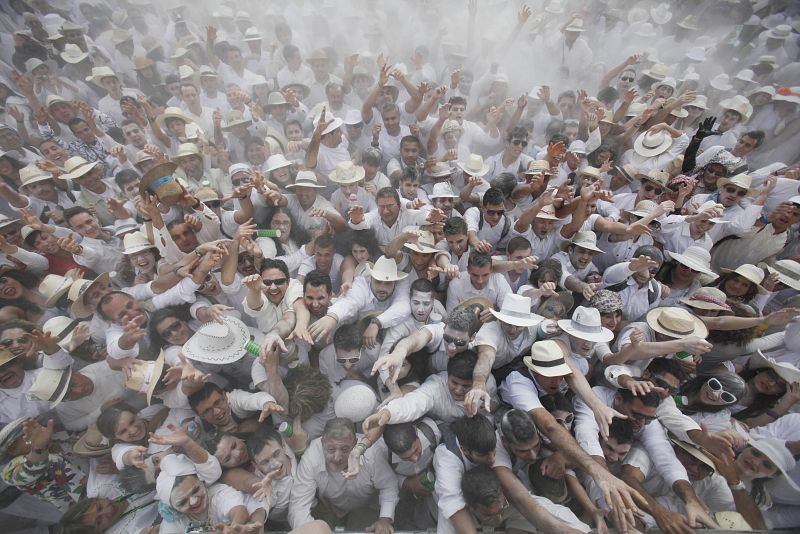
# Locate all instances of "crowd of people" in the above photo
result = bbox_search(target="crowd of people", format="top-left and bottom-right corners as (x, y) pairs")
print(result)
(0, 0), (800, 533)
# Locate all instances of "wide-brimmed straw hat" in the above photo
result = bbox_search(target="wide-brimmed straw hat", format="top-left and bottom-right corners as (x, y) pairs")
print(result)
(42, 316), (83, 350)
(60, 43), (88, 64)
(720, 264), (767, 294)
(693, 201), (728, 224)
(182, 316), (251, 365)
(404, 231), (439, 254)
(560, 230), (603, 253)
(490, 294), (543, 327)
(670, 435), (715, 472)
(766, 260), (800, 291)
(557, 306), (614, 343)
(634, 129), (673, 157)
(68, 272), (110, 319)
(623, 200), (659, 219)
(28, 366), (71, 406)
(679, 287), (732, 312)
(458, 154), (489, 177)
(428, 162), (455, 179)
(430, 182), (458, 199)
(265, 154), (292, 173)
(60, 156), (99, 180)
(717, 172), (756, 195)
(524, 160), (551, 175)
(313, 113), (343, 136)
(329, 161), (365, 184)
(39, 274), (73, 307)
(122, 232), (156, 255)
(750, 350), (800, 384)
(20, 165), (53, 187)
(748, 436), (800, 491)
(286, 170), (325, 189)
(642, 63), (668, 81)
(73, 424), (112, 457)
(124, 350), (165, 405)
(719, 96), (753, 121)
(221, 110), (252, 131)
(138, 161), (179, 199)
(710, 74), (733, 91)
(366, 256), (407, 282)
(665, 246), (716, 276)
(523, 340), (572, 377)
(85, 66), (119, 86)
(645, 307), (708, 339)
(535, 205), (561, 220)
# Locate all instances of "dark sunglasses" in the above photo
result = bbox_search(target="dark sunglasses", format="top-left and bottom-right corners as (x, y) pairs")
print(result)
(677, 263), (699, 273)
(555, 413), (574, 426)
(621, 76), (635, 82)
(511, 139), (528, 147)
(336, 356), (361, 364)
(643, 184), (664, 195)
(205, 200), (221, 208)
(724, 186), (747, 197)
(651, 376), (678, 395)
(443, 333), (469, 347)
(262, 278), (287, 287)
(485, 209), (505, 217)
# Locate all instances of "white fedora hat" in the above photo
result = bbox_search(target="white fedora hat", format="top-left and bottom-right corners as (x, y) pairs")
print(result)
(686, 94), (708, 110)
(430, 182), (458, 199)
(535, 205), (561, 220)
(73, 424), (112, 457)
(313, 113), (343, 136)
(665, 246), (717, 277)
(334, 384), (378, 423)
(28, 366), (71, 406)
(85, 66), (118, 86)
(717, 172), (756, 194)
(404, 231), (439, 254)
(329, 161), (365, 184)
(286, 170), (326, 189)
(60, 156), (99, 180)
(265, 91), (288, 107)
(366, 256), (407, 282)
(221, 109), (252, 131)
(490, 294), (543, 327)
(766, 259), (800, 291)
(634, 129), (673, 157)
(670, 436), (715, 472)
(557, 306), (613, 343)
(720, 263), (767, 294)
(458, 154), (489, 177)
(642, 63), (668, 81)
(182, 316), (251, 365)
(564, 18), (585, 33)
(428, 162), (455, 179)
(623, 200), (659, 219)
(124, 350), (165, 405)
(695, 201), (729, 224)
(266, 154), (292, 173)
(20, 165), (53, 187)
(42, 316), (83, 350)
(524, 160), (552, 175)
(67, 273), (110, 319)
(685, 47), (707, 62)
(650, 3), (672, 25)
(710, 74), (733, 91)
(122, 231), (156, 255)
(39, 274), (73, 307)
(60, 43), (88, 64)
(155, 107), (193, 131)
(748, 436), (800, 491)
(635, 22), (657, 38)
(645, 307), (708, 339)
(561, 230), (603, 253)
(523, 340), (572, 377)
(719, 96), (753, 121)
(750, 350), (800, 385)
(343, 109), (363, 126)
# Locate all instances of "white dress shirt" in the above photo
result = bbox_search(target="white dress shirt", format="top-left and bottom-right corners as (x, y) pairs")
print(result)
(327, 275), (410, 329)
(242, 278), (303, 333)
(445, 271), (511, 313)
(348, 208), (430, 248)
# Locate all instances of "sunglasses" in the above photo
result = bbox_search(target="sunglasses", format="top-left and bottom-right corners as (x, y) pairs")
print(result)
(724, 186), (747, 197)
(620, 77), (635, 82)
(629, 410), (657, 423)
(643, 183), (664, 195)
(443, 333), (469, 347)
(336, 350), (362, 365)
(677, 263), (699, 273)
(262, 278), (287, 287)
(511, 139), (528, 147)
(707, 377), (737, 404)
(651, 376), (678, 395)
(555, 413), (574, 426)
(485, 209), (505, 217)
(205, 200), (221, 208)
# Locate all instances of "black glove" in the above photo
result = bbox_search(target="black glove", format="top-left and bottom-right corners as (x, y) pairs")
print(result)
(694, 116), (720, 140)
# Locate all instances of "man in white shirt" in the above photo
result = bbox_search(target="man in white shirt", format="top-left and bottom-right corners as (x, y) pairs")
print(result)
(465, 187), (513, 253)
(348, 188), (440, 249)
(188, 382), (281, 435)
(288, 418), (399, 532)
(474, 294), (543, 370)
(0, 350), (51, 425)
(445, 252), (512, 313)
(61, 206), (127, 274)
(624, 124), (690, 175)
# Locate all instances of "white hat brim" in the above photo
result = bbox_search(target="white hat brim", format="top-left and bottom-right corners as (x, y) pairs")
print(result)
(645, 308), (709, 339)
(556, 320), (614, 342)
(664, 250), (717, 277)
(491, 309), (543, 327)
(523, 356), (572, 377)
(181, 316), (250, 364)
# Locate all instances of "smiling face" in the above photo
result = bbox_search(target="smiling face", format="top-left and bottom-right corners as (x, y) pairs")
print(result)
(100, 293), (146, 327)
(170, 476), (208, 517)
(114, 410), (147, 442)
(68, 211), (103, 239)
(195, 390), (232, 427)
(0, 276), (24, 300)
(0, 358), (24, 389)
(253, 438), (290, 478)
(723, 274), (753, 298)
(736, 446), (779, 480)
(261, 267), (289, 304)
(129, 249), (156, 273)
(215, 435), (248, 468)
(323, 433), (356, 472)
(569, 245), (594, 270)
(155, 316), (193, 346)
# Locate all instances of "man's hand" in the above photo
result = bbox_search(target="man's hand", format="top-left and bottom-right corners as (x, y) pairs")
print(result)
(363, 409), (391, 432)
(683, 498), (720, 530)
(581, 282), (600, 300)
(242, 274), (264, 293)
(308, 315), (337, 344)
(148, 423), (191, 447)
(122, 445), (149, 469)
(593, 469), (643, 534)
(594, 403), (626, 441)
(119, 316), (147, 352)
(366, 517), (394, 534)
(252, 465), (282, 501)
(629, 255), (658, 273)
(57, 233), (83, 255)
(258, 401), (285, 423)
(22, 417), (54, 450)
(464, 385), (491, 416)
(473, 239), (492, 253)
(540, 451), (566, 478)
(106, 197), (131, 220)
(691, 423), (734, 464)
(362, 322), (379, 350)
(28, 329), (61, 355)
(678, 336), (712, 355)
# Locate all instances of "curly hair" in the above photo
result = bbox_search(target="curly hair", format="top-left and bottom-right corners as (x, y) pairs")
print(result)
(284, 366), (332, 420)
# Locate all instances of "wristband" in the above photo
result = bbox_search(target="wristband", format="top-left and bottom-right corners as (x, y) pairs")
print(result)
(728, 480), (746, 491)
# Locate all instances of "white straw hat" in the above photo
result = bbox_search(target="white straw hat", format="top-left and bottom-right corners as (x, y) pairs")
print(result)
(634, 129), (673, 157)
(645, 307), (708, 339)
(124, 350), (165, 405)
(524, 340), (572, 377)
(42, 316), (83, 350)
(285, 170), (325, 189)
(766, 259), (800, 291)
(457, 154), (490, 177)
(490, 294), (543, 327)
(665, 246), (717, 276)
(557, 306), (613, 343)
(28, 366), (71, 406)
(720, 263), (767, 294)
(366, 256), (408, 281)
(182, 316), (251, 365)
(404, 231), (439, 254)
(561, 230), (603, 253)
(122, 232), (156, 255)
(429, 182), (458, 199)
(329, 161), (365, 184)
(39, 274), (73, 307)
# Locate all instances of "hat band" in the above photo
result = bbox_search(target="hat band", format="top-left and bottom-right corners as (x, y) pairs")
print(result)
(656, 316), (694, 335)
(147, 175), (173, 192)
(49, 369), (72, 402)
(57, 319), (80, 340)
(530, 356), (566, 368)
(568, 321), (603, 334)
(295, 180), (316, 186)
(498, 308), (534, 320)
(773, 263), (800, 281)
(687, 294), (729, 309)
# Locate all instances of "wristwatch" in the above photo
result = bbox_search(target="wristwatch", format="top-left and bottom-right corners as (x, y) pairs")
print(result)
(728, 480), (746, 491)
(370, 317), (383, 329)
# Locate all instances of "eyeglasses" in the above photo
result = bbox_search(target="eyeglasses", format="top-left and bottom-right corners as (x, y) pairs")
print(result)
(511, 139), (528, 147)
(443, 333), (469, 347)
(643, 184), (664, 195)
(620, 76), (635, 82)
(378, 203), (398, 211)
(651, 376), (678, 395)
(677, 263), (699, 274)
(336, 349), (362, 365)
(707, 377), (737, 404)
(629, 410), (657, 423)
(724, 186), (747, 197)
(262, 278), (287, 287)
(555, 413), (574, 426)
(158, 320), (184, 338)
(485, 209), (505, 217)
